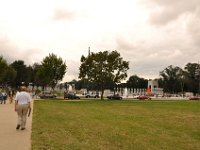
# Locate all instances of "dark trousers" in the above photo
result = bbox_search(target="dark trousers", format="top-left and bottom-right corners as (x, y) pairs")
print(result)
(0, 99), (6, 104)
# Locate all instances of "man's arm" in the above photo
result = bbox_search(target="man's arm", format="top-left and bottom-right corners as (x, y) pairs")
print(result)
(28, 101), (31, 109)
(28, 101), (31, 117)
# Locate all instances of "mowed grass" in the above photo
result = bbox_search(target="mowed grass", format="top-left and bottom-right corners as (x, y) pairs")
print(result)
(32, 100), (200, 150)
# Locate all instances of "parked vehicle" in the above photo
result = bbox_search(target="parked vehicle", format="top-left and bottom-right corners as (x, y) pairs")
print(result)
(189, 96), (199, 100)
(107, 94), (122, 100)
(64, 92), (80, 99)
(39, 91), (56, 99)
(85, 93), (99, 98)
(137, 95), (151, 100)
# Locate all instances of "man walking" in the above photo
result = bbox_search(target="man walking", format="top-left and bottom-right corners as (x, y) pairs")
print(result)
(15, 86), (32, 130)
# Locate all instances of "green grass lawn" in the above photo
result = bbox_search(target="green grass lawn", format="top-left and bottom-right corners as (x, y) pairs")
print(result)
(31, 100), (200, 150)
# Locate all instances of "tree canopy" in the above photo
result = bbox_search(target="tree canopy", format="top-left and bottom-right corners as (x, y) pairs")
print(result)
(159, 65), (183, 93)
(126, 75), (148, 89)
(79, 50), (129, 99)
(38, 53), (67, 90)
(0, 56), (16, 87)
(184, 63), (199, 94)
(1, 53), (200, 96)
(159, 63), (200, 95)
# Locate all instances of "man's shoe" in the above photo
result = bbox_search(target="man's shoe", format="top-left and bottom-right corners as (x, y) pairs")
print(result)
(21, 128), (26, 130)
(16, 125), (20, 130)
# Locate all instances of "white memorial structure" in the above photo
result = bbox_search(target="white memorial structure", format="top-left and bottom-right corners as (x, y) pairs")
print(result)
(113, 79), (163, 98)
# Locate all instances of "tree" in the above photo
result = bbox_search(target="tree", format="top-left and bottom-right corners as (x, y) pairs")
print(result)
(35, 64), (48, 90)
(184, 63), (199, 94)
(10, 60), (29, 87)
(79, 50), (129, 99)
(126, 75), (148, 90)
(0, 56), (8, 84)
(2, 65), (16, 87)
(31, 63), (41, 88)
(160, 65), (183, 93)
(0, 56), (16, 87)
(39, 53), (67, 90)
(179, 69), (188, 96)
(74, 79), (88, 90)
(0, 56), (7, 77)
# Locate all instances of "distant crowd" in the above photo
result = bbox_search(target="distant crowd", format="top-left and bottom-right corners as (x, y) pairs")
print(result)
(0, 88), (35, 104)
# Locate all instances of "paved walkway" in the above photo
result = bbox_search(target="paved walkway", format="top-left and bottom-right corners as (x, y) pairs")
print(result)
(0, 100), (33, 150)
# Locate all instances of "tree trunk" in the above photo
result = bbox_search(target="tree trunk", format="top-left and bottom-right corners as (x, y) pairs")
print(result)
(100, 86), (104, 100)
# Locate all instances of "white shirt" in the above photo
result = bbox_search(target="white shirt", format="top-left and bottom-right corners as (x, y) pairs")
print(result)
(14, 91), (20, 100)
(16, 91), (31, 105)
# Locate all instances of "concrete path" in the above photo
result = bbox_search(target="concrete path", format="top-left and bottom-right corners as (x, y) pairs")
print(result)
(0, 100), (32, 150)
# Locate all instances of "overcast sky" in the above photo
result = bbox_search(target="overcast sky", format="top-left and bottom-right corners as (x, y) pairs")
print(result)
(0, 0), (200, 82)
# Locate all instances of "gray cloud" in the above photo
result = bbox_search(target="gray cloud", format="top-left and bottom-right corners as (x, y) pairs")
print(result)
(1, 0), (200, 82)
(121, 0), (200, 78)
(116, 37), (137, 51)
(0, 37), (19, 63)
(0, 37), (44, 65)
(187, 13), (200, 48)
(147, 0), (199, 26)
(52, 8), (77, 21)
(0, 37), (80, 81)
(62, 60), (80, 82)
(115, 27), (198, 79)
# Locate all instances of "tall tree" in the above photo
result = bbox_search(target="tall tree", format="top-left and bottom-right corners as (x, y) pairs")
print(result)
(31, 63), (41, 88)
(75, 79), (88, 90)
(10, 60), (28, 87)
(184, 63), (199, 94)
(0, 56), (16, 87)
(36, 64), (49, 90)
(2, 65), (16, 87)
(39, 53), (67, 90)
(126, 75), (148, 90)
(0, 56), (8, 84)
(79, 50), (129, 99)
(160, 65), (183, 93)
